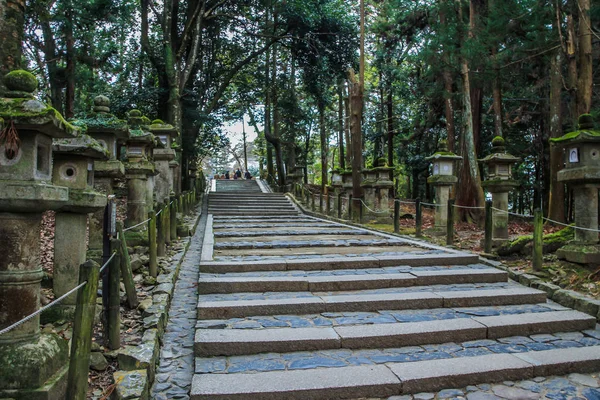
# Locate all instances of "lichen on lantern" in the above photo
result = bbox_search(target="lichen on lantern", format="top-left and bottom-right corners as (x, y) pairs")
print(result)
(4, 70), (38, 96)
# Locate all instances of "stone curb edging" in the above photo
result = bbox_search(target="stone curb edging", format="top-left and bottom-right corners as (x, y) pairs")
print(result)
(287, 193), (600, 326)
(112, 199), (205, 400)
(482, 257), (600, 324)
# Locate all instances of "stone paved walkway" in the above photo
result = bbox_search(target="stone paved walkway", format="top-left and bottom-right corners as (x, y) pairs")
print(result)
(151, 199), (207, 400)
(152, 180), (600, 399)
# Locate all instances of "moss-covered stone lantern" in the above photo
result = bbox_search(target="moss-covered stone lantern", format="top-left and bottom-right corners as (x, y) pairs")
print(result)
(77, 95), (130, 261)
(0, 70), (76, 398)
(426, 141), (462, 231)
(51, 133), (108, 316)
(328, 167), (343, 216)
(125, 109), (156, 231)
(188, 162), (198, 192)
(149, 119), (178, 203)
(552, 114), (600, 263)
(361, 157), (394, 222)
(480, 136), (520, 246)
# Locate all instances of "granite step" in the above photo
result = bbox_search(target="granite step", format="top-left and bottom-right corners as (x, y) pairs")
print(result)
(197, 286), (547, 319)
(194, 310), (595, 356)
(209, 211), (300, 216)
(190, 346), (600, 399)
(213, 238), (405, 250)
(199, 253), (480, 273)
(198, 268), (507, 293)
(213, 229), (365, 238)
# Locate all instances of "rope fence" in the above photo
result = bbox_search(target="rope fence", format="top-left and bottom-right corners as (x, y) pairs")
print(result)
(0, 251), (117, 337)
(0, 182), (206, 400)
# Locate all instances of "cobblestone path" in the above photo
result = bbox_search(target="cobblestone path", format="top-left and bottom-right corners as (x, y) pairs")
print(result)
(159, 180), (600, 399)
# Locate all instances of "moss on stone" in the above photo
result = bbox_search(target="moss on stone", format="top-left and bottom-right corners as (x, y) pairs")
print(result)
(0, 97), (79, 136)
(75, 114), (127, 131)
(152, 119), (164, 124)
(4, 70), (38, 93)
(497, 226), (574, 256)
(491, 136), (505, 146)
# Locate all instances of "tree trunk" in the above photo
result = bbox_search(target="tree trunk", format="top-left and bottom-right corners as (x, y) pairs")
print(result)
(319, 101), (328, 194)
(0, 0), (25, 94)
(576, 0), (592, 117)
(64, 1), (75, 118)
(344, 83), (352, 168)
(338, 81), (345, 170)
(439, 5), (456, 152)
(548, 50), (566, 222)
(349, 69), (364, 220)
(566, 15), (578, 128)
(456, 0), (485, 221)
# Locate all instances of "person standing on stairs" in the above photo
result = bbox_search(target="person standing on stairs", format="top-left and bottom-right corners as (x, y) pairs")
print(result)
(235, 168), (242, 179)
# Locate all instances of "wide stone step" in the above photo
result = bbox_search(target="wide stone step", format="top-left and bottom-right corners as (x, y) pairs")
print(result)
(195, 310), (595, 357)
(190, 346), (600, 399)
(212, 238), (405, 250)
(213, 229), (363, 238)
(199, 253), (480, 273)
(198, 268), (507, 293)
(197, 287), (547, 319)
(209, 211), (300, 216)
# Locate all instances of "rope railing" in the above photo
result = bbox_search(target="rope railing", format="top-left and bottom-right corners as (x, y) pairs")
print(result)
(360, 199), (393, 214)
(453, 204), (485, 210)
(421, 201), (443, 207)
(0, 251), (117, 337)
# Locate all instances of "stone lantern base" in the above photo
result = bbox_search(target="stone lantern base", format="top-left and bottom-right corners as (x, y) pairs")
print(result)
(557, 244), (600, 264)
(0, 334), (69, 400)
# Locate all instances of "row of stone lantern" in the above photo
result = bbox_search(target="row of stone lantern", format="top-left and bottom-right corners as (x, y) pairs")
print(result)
(0, 70), (186, 398)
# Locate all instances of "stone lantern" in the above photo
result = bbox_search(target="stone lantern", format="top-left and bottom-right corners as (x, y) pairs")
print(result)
(149, 119), (178, 204)
(361, 157), (394, 222)
(330, 168), (344, 216)
(553, 114), (600, 263)
(124, 110), (156, 230)
(341, 169), (354, 217)
(480, 136), (520, 246)
(188, 162), (198, 192)
(0, 70), (76, 397)
(79, 95), (129, 261)
(51, 133), (108, 316)
(426, 141), (462, 231)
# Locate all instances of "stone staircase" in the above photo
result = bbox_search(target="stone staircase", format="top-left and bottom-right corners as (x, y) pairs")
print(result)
(209, 181), (298, 217)
(191, 185), (600, 399)
(214, 179), (263, 193)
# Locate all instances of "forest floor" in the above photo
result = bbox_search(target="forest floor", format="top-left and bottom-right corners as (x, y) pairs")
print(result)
(365, 207), (600, 301)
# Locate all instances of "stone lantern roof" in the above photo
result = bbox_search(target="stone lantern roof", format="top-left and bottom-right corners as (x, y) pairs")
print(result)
(149, 119), (179, 137)
(72, 95), (129, 140)
(479, 136), (520, 165)
(0, 70), (78, 138)
(52, 133), (109, 160)
(551, 114), (600, 145)
(425, 141), (462, 162)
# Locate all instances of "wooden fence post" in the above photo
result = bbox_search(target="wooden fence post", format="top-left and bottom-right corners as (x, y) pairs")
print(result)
(107, 238), (121, 350)
(66, 260), (100, 400)
(533, 208), (543, 271)
(484, 200), (493, 254)
(446, 199), (455, 246)
(170, 196), (178, 241)
(394, 199), (400, 233)
(415, 198), (422, 238)
(148, 211), (158, 277)
(157, 203), (166, 257)
(116, 223), (138, 308)
(164, 203), (171, 245)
